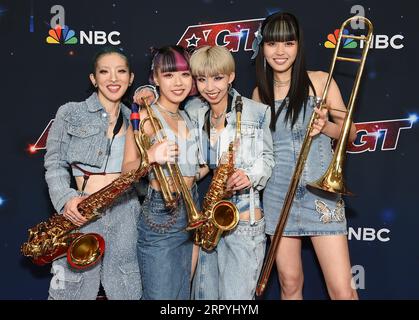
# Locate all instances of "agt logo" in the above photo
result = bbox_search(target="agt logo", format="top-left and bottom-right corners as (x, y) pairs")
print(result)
(347, 115), (416, 154)
(177, 18), (263, 52)
(324, 29), (404, 50)
(46, 5), (121, 46)
(29, 115), (416, 154)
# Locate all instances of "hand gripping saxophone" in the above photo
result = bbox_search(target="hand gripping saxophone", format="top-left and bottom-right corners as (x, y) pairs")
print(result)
(194, 96), (243, 251)
(21, 104), (151, 269)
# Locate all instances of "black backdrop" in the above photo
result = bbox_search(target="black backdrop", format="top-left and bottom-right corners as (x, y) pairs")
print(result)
(1, 0), (418, 299)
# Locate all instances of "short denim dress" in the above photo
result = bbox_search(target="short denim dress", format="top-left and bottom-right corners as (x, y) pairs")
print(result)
(263, 97), (347, 236)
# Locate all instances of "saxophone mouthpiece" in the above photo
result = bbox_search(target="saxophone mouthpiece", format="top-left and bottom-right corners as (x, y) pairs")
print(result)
(235, 96), (243, 113)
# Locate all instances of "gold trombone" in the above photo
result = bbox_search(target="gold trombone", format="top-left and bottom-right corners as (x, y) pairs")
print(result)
(256, 16), (373, 296)
(139, 97), (206, 230)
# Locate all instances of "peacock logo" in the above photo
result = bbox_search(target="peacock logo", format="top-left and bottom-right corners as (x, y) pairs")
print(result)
(46, 24), (78, 44)
(324, 29), (357, 49)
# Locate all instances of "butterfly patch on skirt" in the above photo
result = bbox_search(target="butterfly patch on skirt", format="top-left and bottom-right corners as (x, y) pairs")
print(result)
(314, 199), (345, 223)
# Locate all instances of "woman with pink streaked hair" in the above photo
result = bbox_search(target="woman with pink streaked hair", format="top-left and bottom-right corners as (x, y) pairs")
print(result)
(123, 45), (204, 299)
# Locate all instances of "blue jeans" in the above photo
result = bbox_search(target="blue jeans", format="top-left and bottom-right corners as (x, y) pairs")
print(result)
(137, 185), (197, 300)
(48, 189), (142, 300)
(192, 217), (266, 300)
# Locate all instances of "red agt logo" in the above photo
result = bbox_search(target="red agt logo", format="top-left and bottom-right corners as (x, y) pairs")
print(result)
(28, 119), (54, 153)
(177, 18), (263, 52)
(348, 117), (416, 153)
(29, 116), (416, 154)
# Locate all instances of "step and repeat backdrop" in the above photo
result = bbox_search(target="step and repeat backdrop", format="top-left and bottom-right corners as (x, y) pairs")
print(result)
(0, 0), (418, 299)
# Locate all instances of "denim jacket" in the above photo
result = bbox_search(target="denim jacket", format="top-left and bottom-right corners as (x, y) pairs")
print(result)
(185, 88), (274, 224)
(185, 88), (274, 191)
(44, 92), (131, 213)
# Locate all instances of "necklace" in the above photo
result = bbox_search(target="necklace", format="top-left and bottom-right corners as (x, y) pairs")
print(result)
(209, 110), (225, 145)
(108, 106), (121, 125)
(211, 110), (226, 120)
(273, 78), (291, 87)
(210, 110), (226, 129)
(156, 102), (180, 119)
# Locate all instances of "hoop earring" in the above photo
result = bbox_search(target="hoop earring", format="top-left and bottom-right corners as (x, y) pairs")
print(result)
(228, 83), (232, 91)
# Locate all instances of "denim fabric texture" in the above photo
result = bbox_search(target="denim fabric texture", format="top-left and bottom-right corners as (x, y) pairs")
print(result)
(45, 93), (142, 299)
(48, 189), (142, 300)
(137, 185), (199, 300)
(192, 218), (266, 300)
(45, 92), (132, 212)
(263, 97), (347, 236)
(186, 88), (273, 300)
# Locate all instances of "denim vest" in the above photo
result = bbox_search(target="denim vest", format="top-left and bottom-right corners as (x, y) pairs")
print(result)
(44, 92), (132, 212)
(185, 88), (274, 224)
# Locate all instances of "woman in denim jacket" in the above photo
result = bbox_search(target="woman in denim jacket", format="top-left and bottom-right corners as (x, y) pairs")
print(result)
(45, 47), (169, 300)
(186, 46), (274, 300)
(123, 45), (204, 300)
(133, 46), (274, 299)
(252, 12), (358, 299)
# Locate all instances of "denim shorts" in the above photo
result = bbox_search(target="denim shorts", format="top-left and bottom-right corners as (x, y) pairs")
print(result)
(137, 185), (198, 300)
(192, 217), (266, 300)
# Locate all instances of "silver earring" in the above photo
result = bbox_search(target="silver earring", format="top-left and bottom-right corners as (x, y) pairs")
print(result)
(263, 57), (266, 70)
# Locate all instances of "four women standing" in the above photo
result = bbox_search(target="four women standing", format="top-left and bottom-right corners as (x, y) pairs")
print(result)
(42, 11), (358, 300)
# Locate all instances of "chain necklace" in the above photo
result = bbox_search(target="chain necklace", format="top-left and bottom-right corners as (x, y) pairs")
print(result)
(209, 109), (226, 145)
(210, 109), (226, 129)
(156, 102), (180, 119)
(273, 78), (291, 87)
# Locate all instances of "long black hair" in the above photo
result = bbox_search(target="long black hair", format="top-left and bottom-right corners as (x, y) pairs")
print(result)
(255, 12), (316, 130)
(88, 46), (133, 106)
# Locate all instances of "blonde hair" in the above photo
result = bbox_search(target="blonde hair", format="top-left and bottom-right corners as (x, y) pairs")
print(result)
(190, 46), (235, 77)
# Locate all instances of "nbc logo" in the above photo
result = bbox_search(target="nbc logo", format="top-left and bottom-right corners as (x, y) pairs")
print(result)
(324, 28), (404, 50)
(324, 29), (357, 49)
(46, 23), (121, 46)
(46, 24), (78, 44)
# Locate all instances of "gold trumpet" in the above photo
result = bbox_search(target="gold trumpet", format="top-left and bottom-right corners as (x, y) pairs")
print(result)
(139, 97), (206, 230)
(256, 16), (373, 296)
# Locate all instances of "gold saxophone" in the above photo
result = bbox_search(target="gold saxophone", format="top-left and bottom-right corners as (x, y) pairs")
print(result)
(21, 165), (150, 268)
(194, 96), (243, 250)
(22, 104), (151, 269)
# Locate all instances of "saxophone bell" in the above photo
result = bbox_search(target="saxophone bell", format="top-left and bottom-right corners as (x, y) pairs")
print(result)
(67, 233), (105, 269)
